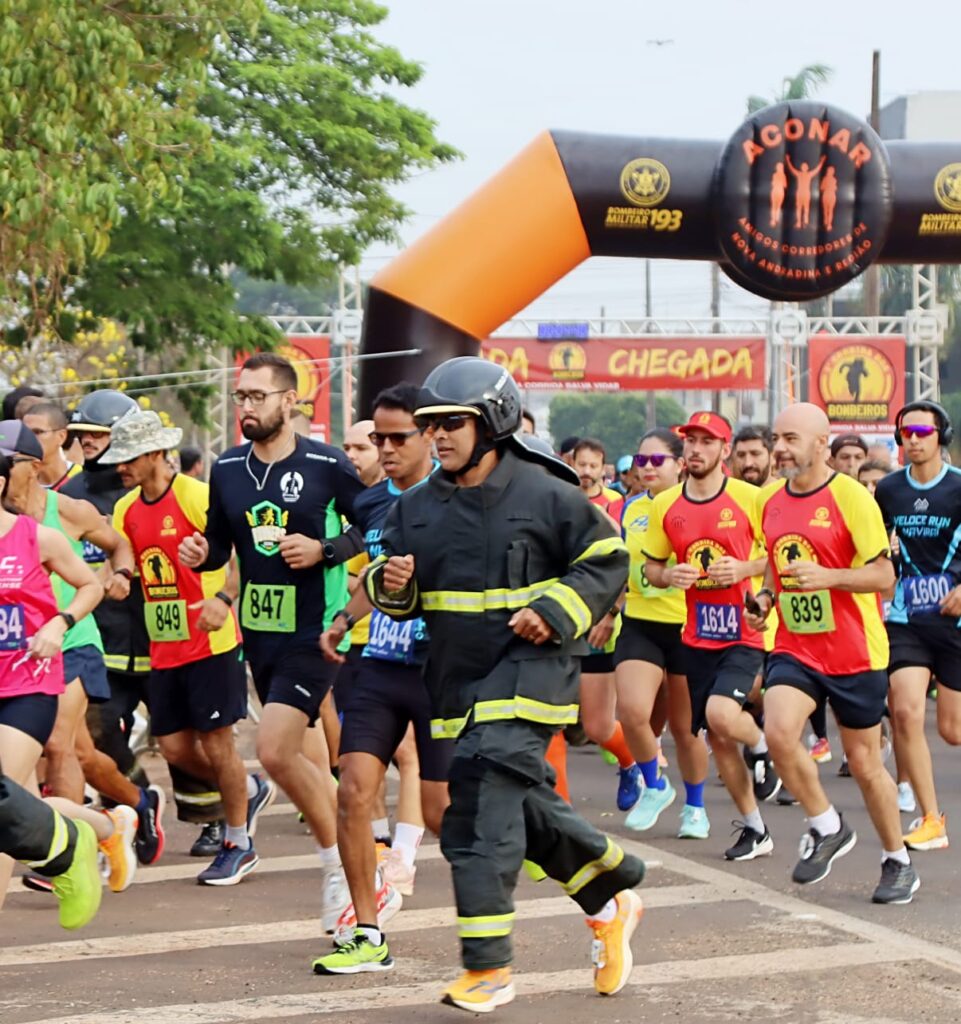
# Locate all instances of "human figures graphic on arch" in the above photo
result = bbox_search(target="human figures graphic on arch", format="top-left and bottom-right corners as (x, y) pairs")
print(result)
(768, 158), (836, 230)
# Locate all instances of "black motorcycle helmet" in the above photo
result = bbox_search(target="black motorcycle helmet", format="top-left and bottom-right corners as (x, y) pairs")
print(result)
(415, 357), (522, 441)
(69, 390), (139, 433)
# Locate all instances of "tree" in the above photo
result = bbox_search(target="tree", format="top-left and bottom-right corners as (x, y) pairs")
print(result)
(747, 64), (833, 115)
(548, 392), (688, 460)
(0, 1), (256, 317)
(68, 1), (457, 423)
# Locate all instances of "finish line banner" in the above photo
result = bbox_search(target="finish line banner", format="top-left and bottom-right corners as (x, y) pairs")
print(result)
(482, 336), (766, 391)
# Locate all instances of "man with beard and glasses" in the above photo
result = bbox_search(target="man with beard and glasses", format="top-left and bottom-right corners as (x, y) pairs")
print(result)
(643, 411), (781, 862)
(731, 425), (773, 487)
(179, 352), (365, 935)
(747, 403), (918, 904)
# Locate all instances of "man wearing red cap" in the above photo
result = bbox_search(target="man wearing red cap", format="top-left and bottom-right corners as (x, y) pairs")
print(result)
(641, 412), (781, 861)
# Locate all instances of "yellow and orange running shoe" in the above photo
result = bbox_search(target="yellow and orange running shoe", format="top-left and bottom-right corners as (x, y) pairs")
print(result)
(587, 889), (644, 995)
(441, 968), (515, 1013)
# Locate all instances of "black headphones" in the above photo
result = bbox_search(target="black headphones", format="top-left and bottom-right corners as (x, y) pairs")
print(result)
(894, 400), (954, 447)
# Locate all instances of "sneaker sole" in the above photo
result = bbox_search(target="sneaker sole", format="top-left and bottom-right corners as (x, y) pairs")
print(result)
(872, 875), (921, 905)
(442, 983), (516, 1013)
(247, 779), (277, 839)
(792, 829), (857, 885)
(137, 786), (166, 866)
(597, 890), (644, 996)
(22, 874), (55, 894)
(197, 854), (260, 886)
(106, 808), (139, 893)
(725, 833), (775, 861)
(313, 956), (394, 975)
(904, 835), (949, 851)
(677, 824), (710, 839)
(625, 788), (676, 832)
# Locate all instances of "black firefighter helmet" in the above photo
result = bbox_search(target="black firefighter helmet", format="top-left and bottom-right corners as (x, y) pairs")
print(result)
(415, 357), (522, 441)
(69, 390), (139, 433)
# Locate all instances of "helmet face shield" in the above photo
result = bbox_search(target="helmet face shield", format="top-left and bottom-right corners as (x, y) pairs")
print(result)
(69, 390), (139, 432)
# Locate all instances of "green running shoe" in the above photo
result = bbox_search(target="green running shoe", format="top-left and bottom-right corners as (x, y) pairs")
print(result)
(53, 820), (103, 930)
(312, 931), (394, 975)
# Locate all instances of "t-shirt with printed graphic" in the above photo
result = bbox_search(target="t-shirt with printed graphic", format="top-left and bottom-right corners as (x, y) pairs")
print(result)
(642, 477), (765, 650)
(352, 473), (433, 666)
(114, 474), (241, 670)
(758, 473), (890, 674)
(198, 436), (364, 661)
(622, 491), (685, 625)
(874, 464), (961, 626)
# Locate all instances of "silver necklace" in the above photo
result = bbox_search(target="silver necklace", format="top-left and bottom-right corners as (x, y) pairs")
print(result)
(245, 432), (296, 492)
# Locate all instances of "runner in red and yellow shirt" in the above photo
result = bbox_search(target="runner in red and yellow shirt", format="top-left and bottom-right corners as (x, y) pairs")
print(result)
(747, 402), (918, 904)
(643, 411), (779, 862)
(107, 411), (273, 887)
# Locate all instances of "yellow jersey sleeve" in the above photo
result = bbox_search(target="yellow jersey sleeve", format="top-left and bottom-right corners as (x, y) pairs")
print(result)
(171, 474), (209, 534)
(112, 488), (139, 543)
(641, 484), (681, 561)
(831, 474), (890, 566)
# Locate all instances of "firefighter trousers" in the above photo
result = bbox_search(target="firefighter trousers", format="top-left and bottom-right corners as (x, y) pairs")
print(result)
(0, 771), (77, 874)
(440, 719), (645, 970)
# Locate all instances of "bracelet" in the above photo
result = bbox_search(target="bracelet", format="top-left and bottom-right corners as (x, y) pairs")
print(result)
(334, 609), (355, 630)
(608, 605), (623, 618)
(214, 591), (233, 608)
(114, 567), (134, 581)
(757, 588), (776, 604)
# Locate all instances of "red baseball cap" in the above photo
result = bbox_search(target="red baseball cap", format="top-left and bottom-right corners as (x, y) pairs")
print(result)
(677, 411), (732, 443)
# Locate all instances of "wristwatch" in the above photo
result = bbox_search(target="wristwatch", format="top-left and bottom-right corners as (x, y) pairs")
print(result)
(214, 591), (234, 608)
(757, 588), (777, 605)
(334, 609), (355, 630)
(322, 540), (337, 563)
(59, 611), (76, 630)
(114, 567), (134, 581)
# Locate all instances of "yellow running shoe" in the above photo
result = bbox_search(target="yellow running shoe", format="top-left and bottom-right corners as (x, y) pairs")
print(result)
(904, 812), (949, 851)
(100, 806), (138, 893)
(587, 889), (644, 995)
(441, 968), (515, 1013)
(53, 820), (103, 930)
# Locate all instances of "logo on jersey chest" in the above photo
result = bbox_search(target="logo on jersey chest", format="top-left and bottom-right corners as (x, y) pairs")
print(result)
(0, 554), (26, 588)
(717, 507), (738, 530)
(773, 534), (818, 589)
(914, 497), (929, 513)
(161, 514), (178, 537)
(808, 505), (832, 529)
(686, 539), (728, 589)
(279, 471), (304, 504)
(140, 546), (179, 598)
(245, 501), (289, 556)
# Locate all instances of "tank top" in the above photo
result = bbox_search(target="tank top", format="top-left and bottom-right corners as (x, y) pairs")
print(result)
(0, 514), (65, 698)
(43, 491), (104, 654)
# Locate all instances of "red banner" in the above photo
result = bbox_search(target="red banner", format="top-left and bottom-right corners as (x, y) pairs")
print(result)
(481, 336), (766, 391)
(808, 335), (906, 435)
(235, 336), (332, 441)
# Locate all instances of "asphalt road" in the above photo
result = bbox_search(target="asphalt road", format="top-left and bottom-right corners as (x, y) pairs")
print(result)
(4, 712), (961, 1024)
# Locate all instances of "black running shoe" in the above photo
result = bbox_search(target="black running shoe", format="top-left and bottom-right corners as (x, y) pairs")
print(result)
(724, 821), (774, 861)
(837, 757), (851, 777)
(743, 747), (782, 802)
(777, 786), (799, 806)
(134, 785), (166, 866)
(190, 820), (225, 857)
(872, 857), (920, 904)
(791, 815), (857, 885)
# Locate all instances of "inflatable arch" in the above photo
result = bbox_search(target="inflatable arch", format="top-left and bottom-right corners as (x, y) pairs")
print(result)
(358, 101), (961, 411)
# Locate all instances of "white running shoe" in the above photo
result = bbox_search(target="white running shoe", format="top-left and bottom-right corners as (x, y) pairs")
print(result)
(333, 869), (403, 946)
(321, 866), (351, 934)
(381, 847), (416, 897)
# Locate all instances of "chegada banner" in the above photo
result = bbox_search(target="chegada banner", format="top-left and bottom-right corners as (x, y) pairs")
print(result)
(481, 336), (766, 392)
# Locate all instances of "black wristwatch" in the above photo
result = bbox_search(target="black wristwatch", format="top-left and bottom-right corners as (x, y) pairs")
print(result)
(59, 611), (76, 630)
(322, 540), (337, 563)
(757, 588), (777, 606)
(334, 609), (355, 630)
(114, 567), (134, 581)
(214, 591), (233, 608)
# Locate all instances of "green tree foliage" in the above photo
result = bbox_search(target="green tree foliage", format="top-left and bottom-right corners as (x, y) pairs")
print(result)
(0, 1), (256, 311)
(548, 392), (688, 460)
(747, 64), (833, 114)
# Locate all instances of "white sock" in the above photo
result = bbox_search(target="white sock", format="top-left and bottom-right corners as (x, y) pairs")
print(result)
(808, 807), (841, 837)
(357, 925), (383, 945)
(371, 818), (390, 841)
(317, 844), (340, 868)
(749, 736), (768, 756)
(743, 808), (765, 833)
(392, 822), (424, 869)
(883, 846), (911, 866)
(224, 824), (250, 851)
(246, 774), (258, 799)
(587, 897), (618, 923)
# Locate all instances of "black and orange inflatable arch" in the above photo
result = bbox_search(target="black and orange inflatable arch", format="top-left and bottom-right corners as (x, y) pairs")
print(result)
(358, 101), (961, 411)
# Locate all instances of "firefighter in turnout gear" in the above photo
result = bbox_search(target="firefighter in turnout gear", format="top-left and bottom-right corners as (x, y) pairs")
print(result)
(366, 358), (645, 1012)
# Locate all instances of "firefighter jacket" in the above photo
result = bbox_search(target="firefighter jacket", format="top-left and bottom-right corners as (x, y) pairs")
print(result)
(366, 448), (629, 740)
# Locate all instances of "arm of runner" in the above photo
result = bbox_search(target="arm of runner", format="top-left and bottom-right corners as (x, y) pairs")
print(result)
(186, 468), (231, 571)
(366, 504), (421, 618)
(781, 556), (894, 593)
(645, 558), (698, 590)
(707, 554), (767, 587)
(319, 577), (375, 662)
(191, 555), (240, 633)
(744, 565), (777, 632)
(33, 525), (103, 658)
(69, 497), (135, 600)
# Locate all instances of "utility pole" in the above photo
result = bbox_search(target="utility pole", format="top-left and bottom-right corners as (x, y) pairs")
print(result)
(645, 260), (656, 429)
(863, 49), (881, 317)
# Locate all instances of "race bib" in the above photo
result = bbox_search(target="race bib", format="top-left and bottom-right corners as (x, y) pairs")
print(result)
(145, 600), (189, 642)
(903, 574), (953, 616)
(0, 603), (27, 650)
(778, 590), (836, 634)
(365, 610), (420, 664)
(695, 602), (741, 642)
(241, 583), (296, 633)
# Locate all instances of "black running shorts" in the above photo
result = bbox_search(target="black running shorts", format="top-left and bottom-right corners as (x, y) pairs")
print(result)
(148, 648), (248, 737)
(887, 620), (961, 692)
(683, 643), (764, 734)
(613, 617), (686, 675)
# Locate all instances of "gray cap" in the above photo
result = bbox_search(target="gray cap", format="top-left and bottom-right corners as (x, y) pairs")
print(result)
(0, 419), (43, 460)
(98, 411), (183, 465)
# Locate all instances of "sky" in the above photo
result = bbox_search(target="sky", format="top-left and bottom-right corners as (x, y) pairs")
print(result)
(358, 0), (961, 323)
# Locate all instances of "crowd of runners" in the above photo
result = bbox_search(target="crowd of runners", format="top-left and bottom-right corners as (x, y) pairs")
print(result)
(1, 354), (958, 1013)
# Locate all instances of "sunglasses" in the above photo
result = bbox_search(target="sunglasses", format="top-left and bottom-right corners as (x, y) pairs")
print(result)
(899, 424), (938, 439)
(414, 414), (472, 433)
(633, 453), (677, 468)
(369, 428), (424, 447)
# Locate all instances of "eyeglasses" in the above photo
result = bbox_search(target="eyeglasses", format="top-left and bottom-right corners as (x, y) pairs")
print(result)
(633, 453), (677, 468)
(414, 414), (473, 433)
(369, 428), (425, 447)
(230, 390), (287, 407)
(899, 424), (938, 439)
